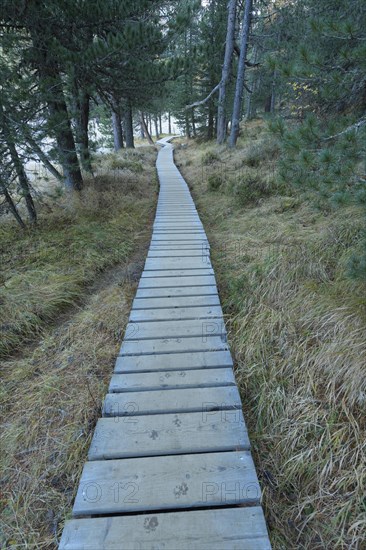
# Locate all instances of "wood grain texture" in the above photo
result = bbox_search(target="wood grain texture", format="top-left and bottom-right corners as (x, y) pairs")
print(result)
(72, 451), (261, 516)
(89, 409), (248, 459)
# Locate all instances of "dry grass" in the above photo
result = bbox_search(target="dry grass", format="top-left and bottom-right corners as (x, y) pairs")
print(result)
(175, 123), (366, 550)
(0, 146), (157, 357)
(0, 146), (157, 548)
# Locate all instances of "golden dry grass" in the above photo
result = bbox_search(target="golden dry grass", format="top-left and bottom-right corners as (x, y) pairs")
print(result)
(0, 147), (157, 548)
(175, 124), (366, 550)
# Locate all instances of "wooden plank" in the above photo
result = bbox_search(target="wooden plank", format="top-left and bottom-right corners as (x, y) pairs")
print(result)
(72, 451), (261, 516)
(141, 268), (213, 277)
(123, 319), (226, 341)
(138, 275), (216, 288)
(132, 295), (220, 310)
(135, 285), (218, 299)
(103, 386), (241, 416)
(60, 507), (270, 550)
(109, 367), (235, 392)
(89, 410), (248, 460)
(145, 258), (210, 270)
(115, 350), (233, 373)
(119, 335), (228, 356)
(129, 304), (223, 322)
(147, 250), (206, 258)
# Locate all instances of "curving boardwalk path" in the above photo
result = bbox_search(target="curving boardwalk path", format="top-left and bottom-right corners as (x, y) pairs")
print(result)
(59, 137), (271, 549)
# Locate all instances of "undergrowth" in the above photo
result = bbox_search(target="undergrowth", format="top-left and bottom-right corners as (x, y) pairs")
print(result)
(0, 147), (157, 357)
(175, 121), (366, 550)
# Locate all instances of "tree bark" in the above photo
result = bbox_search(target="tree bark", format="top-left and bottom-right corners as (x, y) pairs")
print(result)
(168, 112), (172, 134)
(112, 109), (124, 150)
(159, 115), (162, 135)
(217, 0), (237, 144)
(140, 112), (154, 144)
(229, 0), (253, 148)
(246, 45), (258, 120)
(77, 91), (92, 172)
(154, 115), (160, 139)
(123, 102), (134, 148)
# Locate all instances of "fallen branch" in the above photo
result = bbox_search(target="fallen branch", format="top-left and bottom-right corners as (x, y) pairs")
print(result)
(185, 82), (221, 110)
(323, 117), (366, 141)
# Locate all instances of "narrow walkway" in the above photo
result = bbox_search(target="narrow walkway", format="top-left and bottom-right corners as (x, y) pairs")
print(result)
(60, 137), (271, 549)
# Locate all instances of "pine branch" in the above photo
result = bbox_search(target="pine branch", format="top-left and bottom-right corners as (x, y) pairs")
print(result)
(185, 82), (220, 110)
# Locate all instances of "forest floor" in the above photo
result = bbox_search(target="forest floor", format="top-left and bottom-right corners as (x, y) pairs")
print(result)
(175, 121), (366, 550)
(0, 147), (158, 548)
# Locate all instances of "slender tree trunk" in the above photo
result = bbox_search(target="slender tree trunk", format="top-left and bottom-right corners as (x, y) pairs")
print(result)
(0, 106), (37, 223)
(7, 141), (37, 223)
(112, 109), (124, 151)
(229, 0), (252, 148)
(159, 115), (162, 135)
(0, 180), (26, 228)
(207, 103), (214, 140)
(191, 110), (196, 137)
(168, 112), (172, 134)
(78, 91), (92, 172)
(140, 112), (154, 144)
(246, 45), (258, 120)
(154, 116), (160, 139)
(124, 103), (134, 148)
(185, 113), (191, 138)
(25, 135), (63, 181)
(217, 0), (237, 144)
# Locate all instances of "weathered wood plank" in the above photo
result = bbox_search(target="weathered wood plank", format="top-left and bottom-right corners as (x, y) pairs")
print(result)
(141, 268), (213, 277)
(114, 349), (233, 373)
(89, 409), (248, 460)
(103, 386), (241, 416)
(109, 367), (235, 392)
(138, 275), (215, 288)
(119, 335), (228, 355)
(129, 304), (223, 322)
(60, 507), (270, 550)
(72, 451), (260, 516)
(132, 295), (220, 310)
(123, 318), (226, 341)
(135, 285), (218, 299)
(147, 250), (207, 258)
(145, 258), (211, 271)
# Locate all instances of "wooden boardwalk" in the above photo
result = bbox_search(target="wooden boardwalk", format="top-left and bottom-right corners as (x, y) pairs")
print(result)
(59, 137), (271, 549)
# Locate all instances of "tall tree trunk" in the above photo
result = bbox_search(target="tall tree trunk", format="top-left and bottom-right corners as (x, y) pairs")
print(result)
(112, 109), (124, 151)
(207, 103), (214, 140)
(185, 113), (191, 138)
(168, 112), (172, 134)
(191, 110), (196, 137)
(123, 103), (134, 148)
(77, 91), (92, 172)
(31, 33), (82, 190)
(217, 0), (237, 144)
(229, 0), (253, 148)
(0, 180), (26, 228)
(159, 115), (162, 135)
(140, 112), (154, 144)
(47, 83), (83, 190)
(246, 45), (258, 120)
(154, 116), (160, 139)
